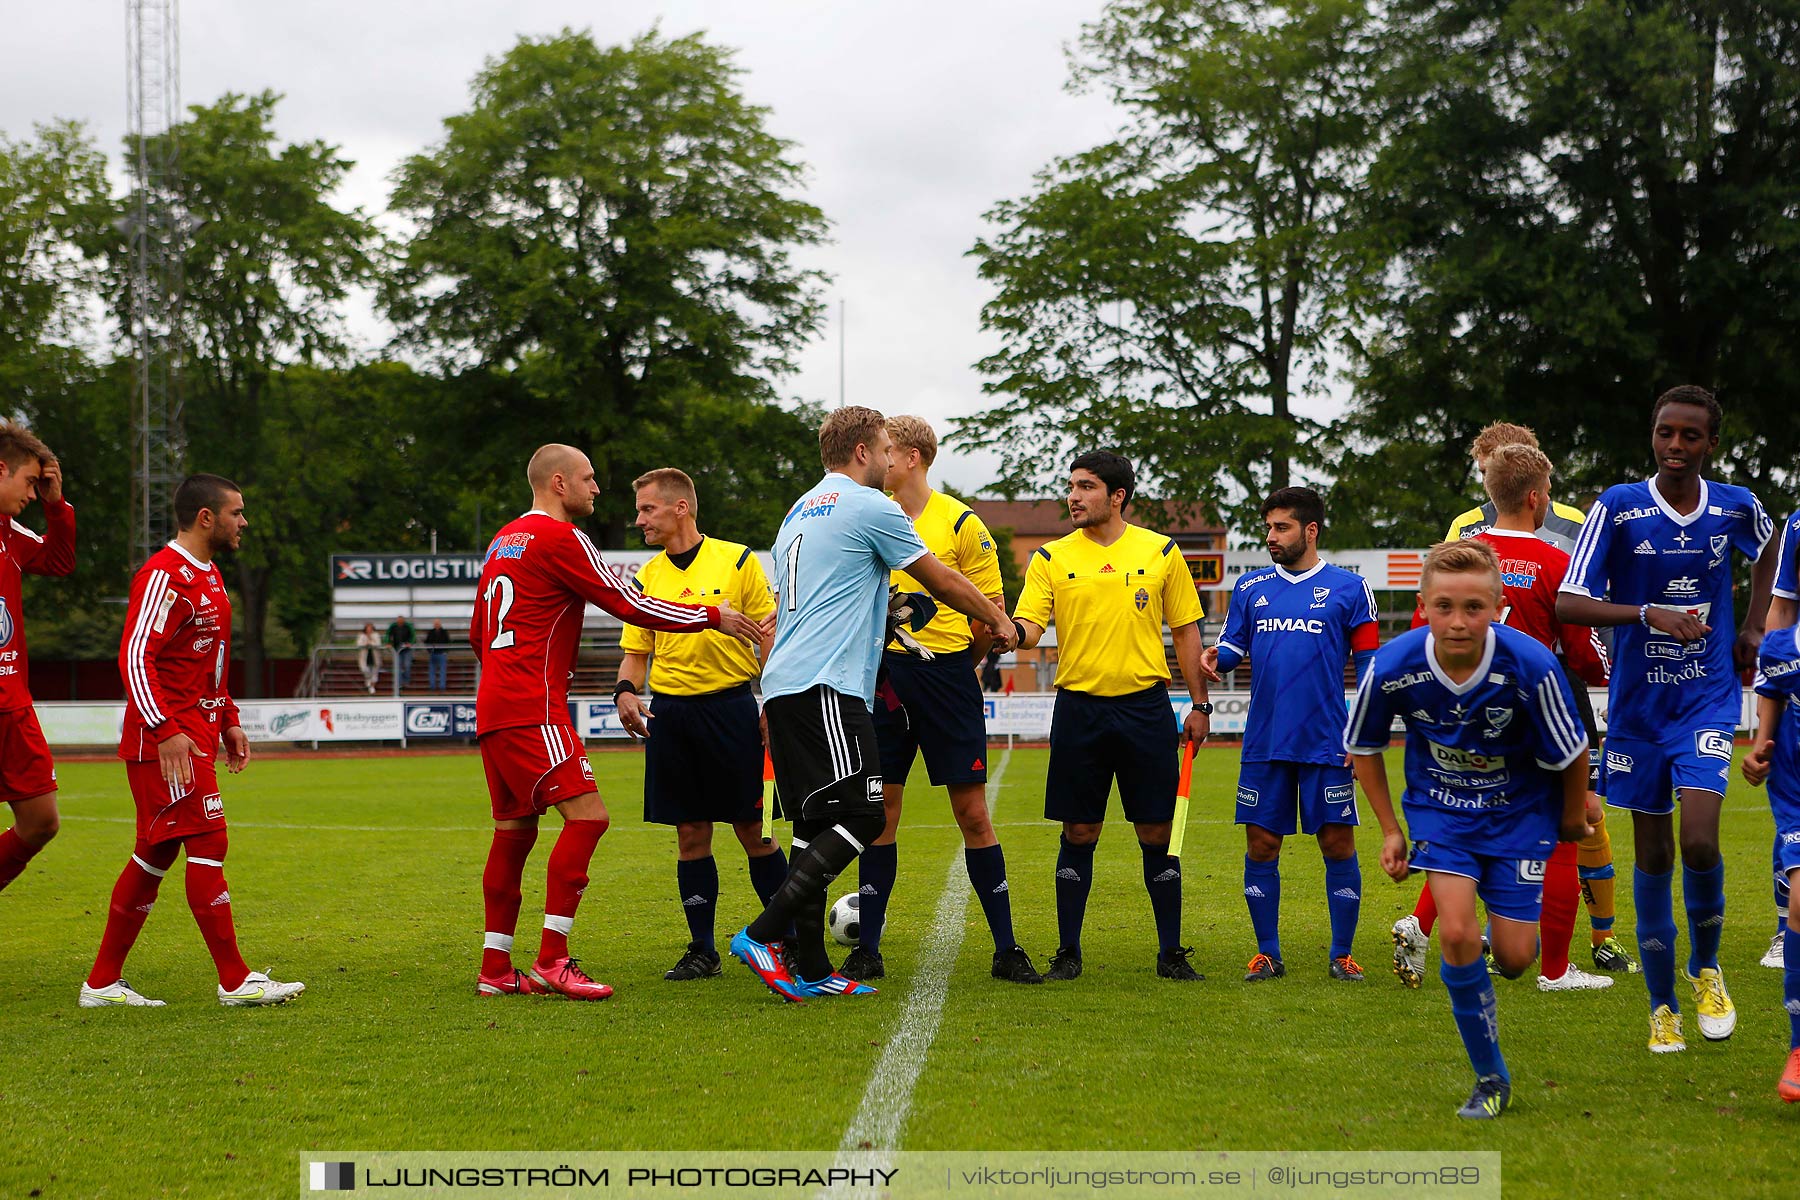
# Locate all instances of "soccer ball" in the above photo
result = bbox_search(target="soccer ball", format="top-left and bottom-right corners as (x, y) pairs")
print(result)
(828, 893), (861, 947)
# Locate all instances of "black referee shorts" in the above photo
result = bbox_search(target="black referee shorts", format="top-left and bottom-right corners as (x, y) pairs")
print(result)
(873, 648), (989, 787)
(1044, 683), (1179, 825)
(1559, 656), (1601, 791)
(642, 683), (764, 826)
(764, 684), (884, 824)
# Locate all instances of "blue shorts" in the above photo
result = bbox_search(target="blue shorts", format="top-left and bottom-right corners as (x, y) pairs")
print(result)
(1045, 684), (1178, 825)
(643, 684), (764, 826)
(1776, 822), (1800, 884)
(1409, 840), (1546, 923)
(1235, 760), (1357, 836)
(1599, 725), (1734, 815)
(873, 649), (989, 787)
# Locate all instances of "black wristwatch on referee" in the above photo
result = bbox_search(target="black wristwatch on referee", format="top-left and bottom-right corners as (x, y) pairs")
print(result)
(1192, 701), (1214, 715)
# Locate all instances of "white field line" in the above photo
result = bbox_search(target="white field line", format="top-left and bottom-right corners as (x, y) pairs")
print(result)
(828, 751), (1012, 1192)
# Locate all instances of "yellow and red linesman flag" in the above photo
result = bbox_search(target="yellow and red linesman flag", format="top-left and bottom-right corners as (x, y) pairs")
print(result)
(760, 749), (777, 843)
(1169, 740), (1196, 858)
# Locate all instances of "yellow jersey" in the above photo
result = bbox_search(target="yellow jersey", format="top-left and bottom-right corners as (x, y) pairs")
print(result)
(1445, 499), (1587, 555)
(1015, 523), (1204, 696)
(621, 538), (774, 696)
(888, 491), (1004, 656)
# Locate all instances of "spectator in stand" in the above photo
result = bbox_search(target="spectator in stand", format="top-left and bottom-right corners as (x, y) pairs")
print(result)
(426, 619), (452, 692)
(387, 613), (416, 690)
(356, 623), (380, 694)
(982, 646), (1003, 693)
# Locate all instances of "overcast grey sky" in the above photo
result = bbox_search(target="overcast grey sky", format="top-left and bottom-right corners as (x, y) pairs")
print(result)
(5, 2), (1351, 496)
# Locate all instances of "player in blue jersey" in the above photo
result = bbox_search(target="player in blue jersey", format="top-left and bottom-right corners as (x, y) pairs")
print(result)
(1557, 385), (1777, 1051)
(1347, 540), (1593, 1119)
(1760, 510), (1800, 972)
(1742, 625), (1800, 1100)
(1202, 487), (1379, 983)
(728, 407), (1014, 1002)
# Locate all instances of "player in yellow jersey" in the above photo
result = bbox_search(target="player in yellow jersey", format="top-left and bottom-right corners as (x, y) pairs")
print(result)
(1011, 451), (1214, 981)
(843, 417), (1042, 984)
(614, 469), (786, 981)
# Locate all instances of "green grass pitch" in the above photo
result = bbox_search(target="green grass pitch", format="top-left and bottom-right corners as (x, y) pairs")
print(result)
(3, 745), (1795, 1197)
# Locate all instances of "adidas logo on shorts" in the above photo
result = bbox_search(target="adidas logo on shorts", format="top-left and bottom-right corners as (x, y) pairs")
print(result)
(1339, 805), (1354, 817)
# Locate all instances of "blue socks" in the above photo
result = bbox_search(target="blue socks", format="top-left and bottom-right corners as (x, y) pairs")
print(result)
(746, 846), (789, 907)
(965, 844), (1015, 952)
(1635, 866), (1679, 1011)
(676, 856), (719, 950)
(1140, 841), (1183, 953)
(857, 841), (898, 956)
(1243, 855), (1282, 958)
(1055, 835), (1096, 952)
(1441, 957), (1507, 1080)
(1776, 837), (1790, 931)
(1683, 861), (1726, 976)
(1325, 854), (1361, 961)
(1787, 928), (1800, 1051)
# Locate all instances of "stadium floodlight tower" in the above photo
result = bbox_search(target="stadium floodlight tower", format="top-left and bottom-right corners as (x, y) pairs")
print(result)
(125, 0), (185, 564)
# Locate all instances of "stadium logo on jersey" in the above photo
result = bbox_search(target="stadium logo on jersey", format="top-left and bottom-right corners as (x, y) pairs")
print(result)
(1516, 858), (1547, 883)
(1633, 540), (1656, 555)
(0, 597), (11, 648)
(1311, 586), (1331, 609)
(1605, 750), (1634, 775)
(1613, 506), (1661, 525)
(1134, 587), (1149, 612)
(1666, 576), (1701, 599)
(1695, 730), (1733, 761)
(1237, 786), (1259, 808)
(1382, 670), (1433, 693)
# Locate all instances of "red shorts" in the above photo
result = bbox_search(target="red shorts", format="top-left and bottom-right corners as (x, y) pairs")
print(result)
(479, 724), (596, 821)
(127, 754), (224, 845)
(0, 706), (57, 804)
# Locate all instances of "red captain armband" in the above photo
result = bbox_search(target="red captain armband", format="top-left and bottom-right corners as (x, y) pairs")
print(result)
(1350, 623), (1381, 653)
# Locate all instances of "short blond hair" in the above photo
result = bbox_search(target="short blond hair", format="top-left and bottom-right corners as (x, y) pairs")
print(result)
(0, 422), (51, 471)
(1420, 539), (1504, 600)
(819, 405), (886, 471)
(633, 467), (698, 515)
(885, 415), (937, 467)
(1482, 443), (1553, 516)
(1469, 422), (1539, 467)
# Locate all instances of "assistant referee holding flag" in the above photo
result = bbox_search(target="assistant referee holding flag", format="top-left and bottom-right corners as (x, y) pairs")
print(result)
(614, 468), (787, 982)
(1012, 450), (1214, 982)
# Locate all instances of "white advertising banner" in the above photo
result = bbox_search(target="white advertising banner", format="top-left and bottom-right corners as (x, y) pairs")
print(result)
(33, 687), (1750, 747)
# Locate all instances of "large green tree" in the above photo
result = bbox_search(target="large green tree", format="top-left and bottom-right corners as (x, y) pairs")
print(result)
(386, 28), (830, 546)
(110, 91), (382, 691)
(1331, 0), (1800, 545)
(958, 0), (1378, 534)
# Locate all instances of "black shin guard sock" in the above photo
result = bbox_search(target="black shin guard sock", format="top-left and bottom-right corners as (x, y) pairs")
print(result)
(746, 820), (872, 947)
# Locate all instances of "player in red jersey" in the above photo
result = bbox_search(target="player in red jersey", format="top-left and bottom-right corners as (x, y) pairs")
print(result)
(471, 444), (767, 1001)
(79, 474), (304, 1008)
(0, 423), (75, 896)
(1396, 445), (1612, 992)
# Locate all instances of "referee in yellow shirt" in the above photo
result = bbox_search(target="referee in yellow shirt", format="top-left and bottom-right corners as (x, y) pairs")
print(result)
(1012, 451), (1214, 982)
(614, 468), (786, 981)
(845, 417), (1043, 985)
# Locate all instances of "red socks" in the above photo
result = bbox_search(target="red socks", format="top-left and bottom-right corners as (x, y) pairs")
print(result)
(481, 827), (539, 976)
(86, 842), (178, 988)
(1539, 841), (1581, 980)
(1412, 879), (1438, 935)
(538, 818), (607, 967)
(0, 827), (38, 892)
(183, 830), (250, 990)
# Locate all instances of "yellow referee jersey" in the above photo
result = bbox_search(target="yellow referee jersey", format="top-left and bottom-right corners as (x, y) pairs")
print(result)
(621, 538), (774, 696)
(1015, 524), (1204, 697)
(888, 491), (1004, 656)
